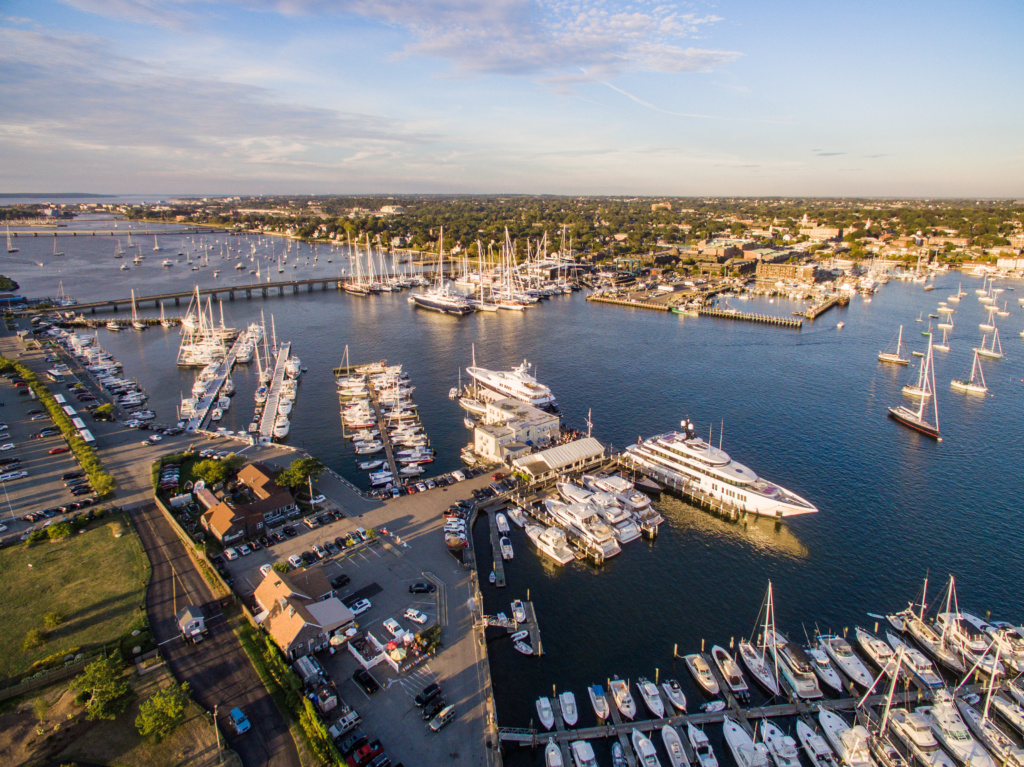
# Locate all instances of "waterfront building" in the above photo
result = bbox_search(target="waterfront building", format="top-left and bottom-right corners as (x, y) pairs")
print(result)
(254, 569), (355, 660)
(511, 437), (606, 483)
(474, 398), (560, 463)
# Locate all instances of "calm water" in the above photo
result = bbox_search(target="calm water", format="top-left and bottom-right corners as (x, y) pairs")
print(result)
(9, 224), (1024, 763)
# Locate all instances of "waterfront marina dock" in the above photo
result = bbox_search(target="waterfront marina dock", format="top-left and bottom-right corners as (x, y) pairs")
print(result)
(523, 600), (542, 656)
(699, 306), (803, 328)
(366, 379), (400, 479)
(487, 511), (507, 588)
(257, 341), (291, 442)
(185, 332), (247, 432)
(797, 294), (849, 320)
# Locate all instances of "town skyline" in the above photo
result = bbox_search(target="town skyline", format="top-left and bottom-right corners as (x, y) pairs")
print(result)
(2, 0), (1022, 197)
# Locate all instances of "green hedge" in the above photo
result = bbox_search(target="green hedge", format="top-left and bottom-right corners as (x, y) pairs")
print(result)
(0, 357), (117, 496)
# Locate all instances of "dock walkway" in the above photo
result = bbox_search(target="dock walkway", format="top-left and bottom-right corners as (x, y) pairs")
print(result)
(366, 382), (399, 479)
(257, 341), (290, 443)
(185, 333), (247, 432)
(699, 307), (803, 328)
(487, 512), (507, 588)
(605, 689), (638, 767)
(524, 601), (542, 656)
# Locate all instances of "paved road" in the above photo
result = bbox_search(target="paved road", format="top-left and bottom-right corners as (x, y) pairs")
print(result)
(132, 502), (300, 767)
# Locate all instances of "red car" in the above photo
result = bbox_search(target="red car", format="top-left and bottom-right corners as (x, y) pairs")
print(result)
(48, 446), (70, 455)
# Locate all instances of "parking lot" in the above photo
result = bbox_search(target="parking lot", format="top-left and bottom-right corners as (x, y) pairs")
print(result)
(218, 469), (501, 767)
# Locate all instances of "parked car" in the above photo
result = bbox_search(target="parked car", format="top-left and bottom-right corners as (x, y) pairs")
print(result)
(352, 668), (380, 695)
(259, 564), (273, 577)
(428, 704), (456, 732)
(288, 554), (303, 568)
(404, 608), (427, 624)
(422, 698), (447, 720)
(228, 707), (251, 734)
(331, 573), (350, 589)
(409, 581), (436, 594)
(310, 494), (326, 505)
(414, 682), (441, 707)
(382, 618), (402, 637)
(348, 598), (371, 615)
(224, 548), (239, 561)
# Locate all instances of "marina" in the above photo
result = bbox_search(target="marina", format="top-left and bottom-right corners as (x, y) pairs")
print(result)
(256, 340), (295, 443)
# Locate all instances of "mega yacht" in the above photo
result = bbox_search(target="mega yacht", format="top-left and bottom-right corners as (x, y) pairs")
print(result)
(622, 419), (817, 518)
(919, 691), (997, 767)
(544, 499), (622, 559)
(466, 359), (558, 411)
(525, 524), (575, 565)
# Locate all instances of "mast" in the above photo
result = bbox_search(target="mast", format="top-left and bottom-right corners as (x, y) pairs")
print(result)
(896, 325), (904, 357)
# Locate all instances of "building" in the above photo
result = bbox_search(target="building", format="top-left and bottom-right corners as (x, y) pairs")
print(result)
(473, 398), (560, 463)
(200, 462), (297, 543)
(511, 437), (607, 482)
(200, 501), (263, 544)
(755, 260), (817, 287)
(254, 569), (355, 660)
(177, 606), (207, 642)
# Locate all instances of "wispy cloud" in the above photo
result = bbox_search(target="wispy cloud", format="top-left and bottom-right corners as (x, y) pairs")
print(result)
(814, 150), (845, 156)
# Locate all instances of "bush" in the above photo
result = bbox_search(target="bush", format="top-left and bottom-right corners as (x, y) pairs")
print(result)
(135, 681), (190, 741)
(23, 628), (48, 651)
(27, 530), (47, 544)
(44, 612), (64, 630)
(47, 522), (72, 539)
(28, 647), (81, 673)
(272, 562), (289, 573)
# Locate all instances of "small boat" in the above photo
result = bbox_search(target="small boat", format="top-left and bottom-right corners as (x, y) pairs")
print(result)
(545, 738), (563, 767)
(990, 694), (1024, 738)
(558, 691), (578, 727)
(688, 723), (718, 767)
(795, 720), (840, 767)
(511, 599), (526, 624)
(701, 701), (726, 713)
(488, 571), (496, 585)
(631, 729), (662, 767)
(723, 715), (770, 767)
(636, 677), (664, 718)
(573, 740), (600, 767)
(507, 507), (527, 527)
(612, 742), (628, 767)
(495, 512), (510, 534)
(514, 641), (534, 655)
(588, 684), (610, 721)
(358, 460), (384, 470)
(609, 677), (636, 720)
(536, 696), (554, 730)
(662, 724), (690, 767)
(762, 720), (801, 767)
(210, 408), (223, 422)
(818, 710), (872, 767)
(511, 630), (529, 642)
(806, 646), (844, 695)
(661, 679), (687, 712)
(499, 536), (514, 560)
(684, 654), (720, 696)
(712, 646), (750, 702)
(837, 322), (845, 329)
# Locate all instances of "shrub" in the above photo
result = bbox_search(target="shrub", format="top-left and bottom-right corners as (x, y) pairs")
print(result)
(47, 522), (73, 539)
(27, 530), (47, 544)
(135, 681), (190, 741)
(23, 628), (48, 651)
(44, 612), (64, 630)
(272, 562), (289, 573)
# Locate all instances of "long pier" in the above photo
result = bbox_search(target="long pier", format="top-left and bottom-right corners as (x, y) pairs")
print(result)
(366, 382), (400, 481)
(185, 333), (247, 432)
(699, 307), (803, 328)
(797, 294), (849, 320)
(8, 228), (226, 238)
(257, 341), (291, 443)
(62, 316), (183, 328)
(586, 295), (670, 311)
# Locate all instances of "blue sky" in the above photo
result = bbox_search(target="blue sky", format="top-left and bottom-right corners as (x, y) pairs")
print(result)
(1, 0), (1022, 196)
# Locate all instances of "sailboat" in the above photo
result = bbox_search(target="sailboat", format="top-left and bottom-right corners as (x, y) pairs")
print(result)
(52, 236), (64, 256)
(933, 327), (950, 352)
(738, 582), (781, 697)
(951, 351), (987, 394)
(974, 328), (1003, 360)
(131, 289), (146, 330)
(878, 326), (909, 365)
(888, 334), (940, 440)
(948, 282), (963, 303)
(6, 224), (17, 253)
(160, 301), (173, 328)
(153, 235), (161, 251)
(902, 356), (932, 400)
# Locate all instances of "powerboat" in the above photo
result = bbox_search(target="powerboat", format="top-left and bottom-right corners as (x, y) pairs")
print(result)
(495, 512), (510, 534)
(795, 720), (840, 767)
(684, 654), (720, 696)
(990, 694), (1024, 738)
(662, 725), (690, 767)
(854, 626), (905, 682)
(636, 677), (665, 718)
(738, 639), (781, 696)
(688, 723), (718, 767)
(537, 696), (555, 730)
(885, 632), (944, 689)
(588, 684), (610, 721)
(544, 499), (621, 559)
(546, 739), (563, 767)
(571, 740), (598, 767)
(762, 720), (802, 767)
(818, 710), (872, 767)
(612, 742), (627, 767)
(888, 709), (958, 767)
(661, 678), (687, 712)
(723, 716), (771, 767)
(711, 646), (750, 702)
(466, 359), (558, 412)
(954, 697), (1024, 767)
(499, 536), (514, 560)
(818, 635), (873, 689)
(609, 677), (636, 720)
(918, 691), (996, 767)
(631, 729), (662, 767)
(807, 645), (845, 695)
(558, 691), (578, 727)
(581, 473), (653, 514)
(770, 632), (823, 700)
(511, 600), (527, 624)
(526, 524), (575, 565)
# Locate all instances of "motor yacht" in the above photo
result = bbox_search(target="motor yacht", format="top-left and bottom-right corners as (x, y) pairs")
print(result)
(807, 646), (845, 695)
(558, 691), (578, 727)
(771, 632), (823, 700)
(609, 677), (636, 720)
(588, 685), (610, 721)
(466, 359), (558, 412)
(854, 626), (905, 681)
(636, 677), (665, 718)
(918, 691), (996, 767)
(571, 740), (598, 767)
(631, 729), (662, 767)
(818, 710), (873, 767)
(688, 723), (718, 767)
(818, 635), (873, 689)
(888, 709), (958, 767)
(544, 499), (621, 559)
(990, 694), (1024, 738)
(885, 632), (944, 689)
(536, 696), (554, 730)
(622, 419), (817, 518)
(723, 716), (771, 767)
(581, 473), (653, 514)
(955, 697), (1024, 767)
(762, 720), (802, 767)
(661, 725), (689, 767)
(525, 524), (575, 565)
(661, 679), (687, 712)
(711, 646), (750, 702)
(684, 654), (720, 696)
(795, 720), (840, 767)
(545, 738), (563, 767)
(984, 622), (1024, 674)
(738, 639), (781, 696)
(935, 612), (1005, 677)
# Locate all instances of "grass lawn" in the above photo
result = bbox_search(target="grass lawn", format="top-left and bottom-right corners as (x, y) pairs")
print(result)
(0, 515), (149, 682)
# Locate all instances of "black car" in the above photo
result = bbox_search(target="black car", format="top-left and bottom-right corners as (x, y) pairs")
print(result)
(71, 486), (92, 496)
(324, 541), (338, 555)
(300, 551), (316, 565)
(61, 471), (84, 480)
(338, 732), (367, 757)
(352, 668), (380, 695)
(414, 682), (441, 707)
(331, 573), (351, 589)
(422, 698), (446, 720)
(409, 581), (436, 594)
(283, 526), (297, 537)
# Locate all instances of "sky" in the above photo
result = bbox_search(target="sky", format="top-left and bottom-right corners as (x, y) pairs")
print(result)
(1, 0), (1022, 197)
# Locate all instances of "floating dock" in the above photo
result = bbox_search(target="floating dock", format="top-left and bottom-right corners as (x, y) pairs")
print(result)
(487, 512), (507, 588)
(699, 307), (803, 328)
(523, 600), (542, 656)
(257, 341), (291, 443)
(586, 295), (670, 311)
(185, 332), (247, 432)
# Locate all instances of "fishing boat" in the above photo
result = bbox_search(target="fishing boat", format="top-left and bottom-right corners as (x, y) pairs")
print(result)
(884, 632), (945, 689)
(888, 334), (940, 440)
(879, 325), (910, 364)
(574, 741), (600, 767)
(499, 536), (514, 560)
(588, 684), (610, 721)
(662, 725), (690, 767)
(631, 729), (662, 767)
(818, 634), (873, 689)
(558, 691), (578, 727)
(536, 696), (554, 730)
(684, 654), (720, 696)
(495, 512), (510, 534)
(688, 724), (718, 767)
(609, 676), (637, 720)
(762, 721), (802, 767)
(711, 646), (750, 702)
(795, 720), (840, 767)
(723, 716), (770, 767)
(818, 710), (873, 767)
(545, 739), (563, 767)
(511, 599), (527, 624)
(636, 677), (665, 718)
(661, 678), (687, 712)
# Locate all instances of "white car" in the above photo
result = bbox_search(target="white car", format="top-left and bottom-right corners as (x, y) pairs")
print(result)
(403, 608), (427, 625)
(349, 598), (371, 616)
(224, 547), (239, 561)
(0, 471), (28, 481)
(288, 554), (303, 568)
(383, 618), (402, 637)
(310, 494), (326, 505)
(0, 523), (8, 533)
(259, 564), (273, 577)
(451, 470), (466, 481)
(0, 443), (15, 451)
(238, 544), (252, 556)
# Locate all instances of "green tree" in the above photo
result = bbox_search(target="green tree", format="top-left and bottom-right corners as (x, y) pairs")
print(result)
(192, 459), (231, 486)
(70, 654), (132, 721)
(135, 681), (190, 741)
(272, 562), (290, 573)
(275, 456), (326, 490)
(47, 522), (72, 539)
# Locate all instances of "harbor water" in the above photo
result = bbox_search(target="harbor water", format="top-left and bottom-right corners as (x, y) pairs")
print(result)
(7, 222), (1024, 763)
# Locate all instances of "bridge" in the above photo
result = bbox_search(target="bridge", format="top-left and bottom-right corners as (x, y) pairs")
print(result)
(9, 227), (229, 238)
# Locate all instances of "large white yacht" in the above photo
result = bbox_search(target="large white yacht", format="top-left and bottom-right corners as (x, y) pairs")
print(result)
(919, 691), (997, 767)
(556, 482), (642, 543)
(622, 419), (817, 518)
(525, 524), (576, 565)
(466, 359), (558, 412)
(544, 499), (621, 559)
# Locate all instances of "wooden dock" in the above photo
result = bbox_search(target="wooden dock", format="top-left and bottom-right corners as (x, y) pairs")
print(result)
(487, 512), (507, 588)
(61, 316), (183, 328)
(552, 695), (572, 766)
(366, 383), (400, 480)
(796, 294), (848, 320)
(257, 341), (290, 443)
(524, 600), (542, 656)
(605, 687), (639, 767)
(586, 295), (670, 311)
(184, 332), (248, 432)
(699, 307), (803, 328)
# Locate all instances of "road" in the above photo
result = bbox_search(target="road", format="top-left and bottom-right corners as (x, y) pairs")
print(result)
(132, 502), (300, 767)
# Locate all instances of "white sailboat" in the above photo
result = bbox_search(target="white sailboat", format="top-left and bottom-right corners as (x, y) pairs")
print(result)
(738, 583), (781, 697)
(950, 350), (987, 394)
(6, 224), (18, 253)
(130, 289), (146, 330)
(52, 236), (64, 256)
(879, 325), (910, 365)
(974, 328), (1002, 360)
(933, 327), (950, 352)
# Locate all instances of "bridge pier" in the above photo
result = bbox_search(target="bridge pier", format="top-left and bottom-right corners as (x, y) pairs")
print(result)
(245, 289), (251, 298)
(228, 290), (235, 300)
(261, 288), (267, 298)
(174, 297), (180, 306)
